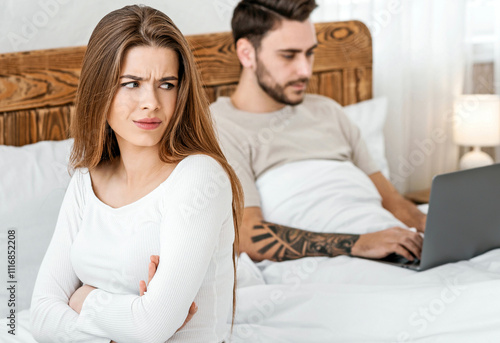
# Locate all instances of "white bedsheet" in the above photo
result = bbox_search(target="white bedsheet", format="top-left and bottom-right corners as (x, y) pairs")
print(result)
(256, 160), (406, 234)
(6, 254), (500, 343)
(4, 160), (500, 342)
(228, 160), (500, 342)
(230, 251), (500, 342)
(1, 309), (36, 343)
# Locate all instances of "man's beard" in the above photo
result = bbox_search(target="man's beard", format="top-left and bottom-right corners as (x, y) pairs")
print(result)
(255, 57), (309, 106)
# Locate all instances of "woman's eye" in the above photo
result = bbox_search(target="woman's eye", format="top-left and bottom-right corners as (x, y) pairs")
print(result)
(160, 82), (175, 90)
(121, 81), (139, 88)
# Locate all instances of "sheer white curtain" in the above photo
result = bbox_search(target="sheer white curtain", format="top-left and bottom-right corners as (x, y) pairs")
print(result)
(312, 0), (467, 193)
(462, 0), (498, 161)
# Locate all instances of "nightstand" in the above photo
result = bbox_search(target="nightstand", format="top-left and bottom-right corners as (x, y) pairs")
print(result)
(404, 188), (431, 204)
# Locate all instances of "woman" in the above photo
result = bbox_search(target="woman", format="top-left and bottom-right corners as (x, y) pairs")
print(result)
(30, 5), (242, 343)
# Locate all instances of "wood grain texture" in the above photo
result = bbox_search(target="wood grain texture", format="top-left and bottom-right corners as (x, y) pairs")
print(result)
(3, 110), (37, 146)
(343, 68), (357, 105)
(187, 33), (240, 87)
(313, 21), (372, 72)
(306, 74), (319, 94)
(318, 71), (343, 104)
(0, 46), (85, 112)
(356, 67), (372, 101)
(0, 20), (373, 146)
(2, 106), (72, 145)
(37, 105), (72, 141)
(0, 46), (86, 72)
(215, 84), (238, 98)
(204, 87), (217, 104)
(0, 114), (4, 145)
(0, 70), (80, 113)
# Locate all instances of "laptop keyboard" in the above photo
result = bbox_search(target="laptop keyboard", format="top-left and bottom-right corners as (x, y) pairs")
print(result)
(380, 253), (421, 266)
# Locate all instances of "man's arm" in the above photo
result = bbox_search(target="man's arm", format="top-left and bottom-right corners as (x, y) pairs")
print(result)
(369, 172), (427, 233)
(242, 207), (423, 262)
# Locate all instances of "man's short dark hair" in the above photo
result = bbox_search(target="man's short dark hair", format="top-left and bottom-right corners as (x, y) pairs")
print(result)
(231, 0), (317, 49)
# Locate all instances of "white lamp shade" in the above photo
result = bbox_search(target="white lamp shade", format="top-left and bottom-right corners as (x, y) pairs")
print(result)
(453, 94), (500, 147)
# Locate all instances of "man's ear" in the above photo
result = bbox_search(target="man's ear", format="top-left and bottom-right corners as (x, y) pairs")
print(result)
(236, 38), (256, 70)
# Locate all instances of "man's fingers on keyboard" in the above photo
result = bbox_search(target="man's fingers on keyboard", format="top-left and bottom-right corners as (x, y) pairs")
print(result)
(393, 245), (415, 261)
(403, 239), (421, 259)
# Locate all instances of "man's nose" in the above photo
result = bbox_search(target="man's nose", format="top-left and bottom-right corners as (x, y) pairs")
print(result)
(295, 55), (313, 78)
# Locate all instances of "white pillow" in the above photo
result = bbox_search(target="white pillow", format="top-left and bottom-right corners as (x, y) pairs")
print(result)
(343, 97), (390, 178)
(0, 139), (73, 311)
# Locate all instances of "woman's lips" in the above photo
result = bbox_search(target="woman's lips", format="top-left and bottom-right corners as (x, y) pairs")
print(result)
(133, 119), (162, 130)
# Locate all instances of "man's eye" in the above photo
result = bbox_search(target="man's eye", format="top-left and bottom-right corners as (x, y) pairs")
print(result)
(121, 81), (139, 88)
(282, 54), (294, 60)
(306, 50), (315, 57)
(160, 83), (175, 90)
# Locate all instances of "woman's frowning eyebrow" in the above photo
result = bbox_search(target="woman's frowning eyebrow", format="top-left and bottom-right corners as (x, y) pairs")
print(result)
(119, 74), (178, 82)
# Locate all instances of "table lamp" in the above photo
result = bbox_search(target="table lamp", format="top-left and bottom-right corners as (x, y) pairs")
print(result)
(453, 94), (500, 170)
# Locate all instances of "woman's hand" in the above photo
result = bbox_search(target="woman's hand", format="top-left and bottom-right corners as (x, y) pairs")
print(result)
(139, 254), (160, 296)
(69, 284), (97, 314)
(71, 254), (197, 343)
(140, 255), (198, 332)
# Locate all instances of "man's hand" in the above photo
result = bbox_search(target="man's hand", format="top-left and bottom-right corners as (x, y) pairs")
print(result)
(139, 255), (198, 332)
(351, 227), (423, 261)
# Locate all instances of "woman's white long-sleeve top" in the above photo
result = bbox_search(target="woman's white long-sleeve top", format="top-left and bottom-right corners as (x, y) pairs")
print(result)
(30, 154), (235, 343)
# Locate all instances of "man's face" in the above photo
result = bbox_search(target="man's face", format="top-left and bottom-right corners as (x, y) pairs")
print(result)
(254, 19), (317, 106)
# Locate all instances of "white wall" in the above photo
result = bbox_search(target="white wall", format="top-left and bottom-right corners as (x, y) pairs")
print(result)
(0, 0), (244, 54)
(0, 0), (336, 54)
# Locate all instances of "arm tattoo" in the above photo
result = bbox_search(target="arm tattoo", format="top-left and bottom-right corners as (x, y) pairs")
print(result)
(251, 221), (359, 261)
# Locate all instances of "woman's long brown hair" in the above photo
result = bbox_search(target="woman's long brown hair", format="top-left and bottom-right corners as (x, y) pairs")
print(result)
(70, 5), (243, 329)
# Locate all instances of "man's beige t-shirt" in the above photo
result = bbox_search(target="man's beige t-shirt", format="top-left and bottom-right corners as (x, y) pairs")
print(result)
(211, 94), (380, 207)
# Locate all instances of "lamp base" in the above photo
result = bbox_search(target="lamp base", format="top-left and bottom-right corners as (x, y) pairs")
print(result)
(459, 147), (494, 170)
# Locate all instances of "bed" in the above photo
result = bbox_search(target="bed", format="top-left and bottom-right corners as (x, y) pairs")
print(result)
(2, 20), (500, 342)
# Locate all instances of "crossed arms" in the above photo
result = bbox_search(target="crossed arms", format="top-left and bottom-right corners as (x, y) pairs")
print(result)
(241, 171), (426, 262)
(31, 161), (230, 343)
(68, 256), (196, 343)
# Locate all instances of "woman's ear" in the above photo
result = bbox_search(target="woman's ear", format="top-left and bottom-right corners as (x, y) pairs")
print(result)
(235, 38), (256, 70)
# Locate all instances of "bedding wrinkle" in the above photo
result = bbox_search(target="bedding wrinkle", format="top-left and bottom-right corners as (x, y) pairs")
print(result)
(225, 162), (500, 341)
(257, 159), (406, 235)
(228, 250), (500, 342)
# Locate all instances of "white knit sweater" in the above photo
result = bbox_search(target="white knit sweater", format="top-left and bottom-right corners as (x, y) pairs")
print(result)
(30, 154), (234, 343)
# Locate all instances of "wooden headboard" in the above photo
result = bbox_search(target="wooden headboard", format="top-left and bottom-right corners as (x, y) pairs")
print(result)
(0, 20), (372, 146)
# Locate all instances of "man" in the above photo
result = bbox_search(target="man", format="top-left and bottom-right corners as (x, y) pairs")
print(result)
(211, 0), (426, 264)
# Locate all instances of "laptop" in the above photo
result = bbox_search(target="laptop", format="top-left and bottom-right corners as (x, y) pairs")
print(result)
(379, 163), (500, 271)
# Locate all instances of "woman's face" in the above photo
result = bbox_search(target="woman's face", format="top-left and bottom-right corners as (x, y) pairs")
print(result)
(107, 46), (179, 150)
